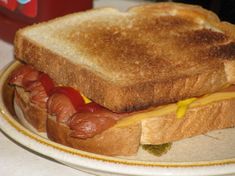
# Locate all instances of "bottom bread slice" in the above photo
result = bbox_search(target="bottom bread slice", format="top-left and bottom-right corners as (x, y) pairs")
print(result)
(47, 116), (141, 156)
(141, 98), (235, 144)
(14, 86), (141, 156)
(14, 86), (235, 156)
(15, 87), (47, 132)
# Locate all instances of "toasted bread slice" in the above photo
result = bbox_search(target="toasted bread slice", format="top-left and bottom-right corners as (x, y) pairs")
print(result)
(47, 116), (141, 156)
(140, 97), (235, 145)
(14, 2), (235, 112)
(43, 92), (235, 156)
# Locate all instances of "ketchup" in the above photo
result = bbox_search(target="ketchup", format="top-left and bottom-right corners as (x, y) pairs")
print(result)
(0, 0), (93, 43)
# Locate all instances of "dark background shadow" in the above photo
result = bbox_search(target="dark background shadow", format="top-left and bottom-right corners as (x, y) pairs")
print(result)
(155, 0), (235, 24)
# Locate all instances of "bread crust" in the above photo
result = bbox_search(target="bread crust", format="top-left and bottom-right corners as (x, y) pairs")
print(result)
(47, 116), (141, 156)
(15, 87), (47, 132)
(141, 98), (235, 144)
(14, 3), (235, 113)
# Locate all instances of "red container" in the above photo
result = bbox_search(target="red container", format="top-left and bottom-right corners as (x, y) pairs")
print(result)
(0, 0), (93, 43)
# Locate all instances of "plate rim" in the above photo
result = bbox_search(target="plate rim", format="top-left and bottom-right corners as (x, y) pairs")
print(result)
(0, 61), (235, 175)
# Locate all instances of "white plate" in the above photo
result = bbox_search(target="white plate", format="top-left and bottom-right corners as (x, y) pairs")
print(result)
(0, 61), (235, 176)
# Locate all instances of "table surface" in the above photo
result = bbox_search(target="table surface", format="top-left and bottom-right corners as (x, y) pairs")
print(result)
(0, 1), (151, 175)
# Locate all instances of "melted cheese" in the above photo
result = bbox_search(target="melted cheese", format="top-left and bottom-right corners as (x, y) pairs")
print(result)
(115, 91), (235, 128)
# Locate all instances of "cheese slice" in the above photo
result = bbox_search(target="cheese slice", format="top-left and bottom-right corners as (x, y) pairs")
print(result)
(115, 91), (235, 128)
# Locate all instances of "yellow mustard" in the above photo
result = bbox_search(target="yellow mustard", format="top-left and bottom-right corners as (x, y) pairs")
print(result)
(176, 98), (197, 119)
(115, 91), (235, 128)
(81, 94), (91, 104)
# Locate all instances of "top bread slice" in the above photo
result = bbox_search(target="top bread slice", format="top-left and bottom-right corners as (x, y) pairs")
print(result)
(14, 2), (235, 112)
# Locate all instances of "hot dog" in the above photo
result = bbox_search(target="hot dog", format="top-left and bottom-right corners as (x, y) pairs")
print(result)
(11, 65), (127, 138)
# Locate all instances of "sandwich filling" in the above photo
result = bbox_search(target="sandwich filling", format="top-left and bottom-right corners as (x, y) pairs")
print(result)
(10, 65), (129, 138)
(9, 64), (235, 139)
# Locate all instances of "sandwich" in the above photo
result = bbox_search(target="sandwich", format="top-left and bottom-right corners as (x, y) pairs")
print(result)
(9, 2), (235, 156)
